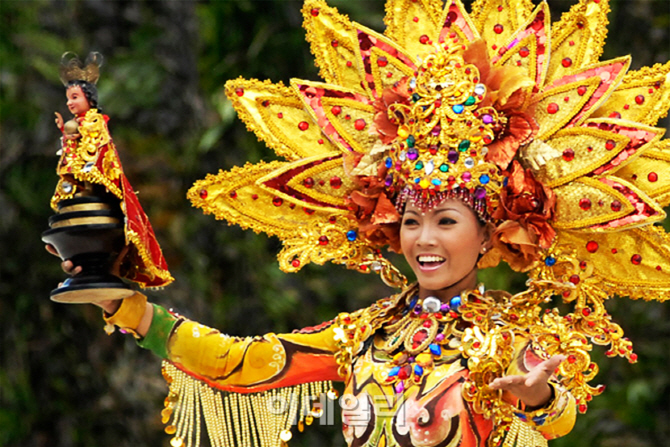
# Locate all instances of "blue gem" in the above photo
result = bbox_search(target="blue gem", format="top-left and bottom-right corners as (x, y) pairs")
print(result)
(388, 366), (400, 377)
(479, 174), (490, 185)
(414, 365), (424, 377)
(414, 178), (420, 183)
(544, 257), (556, 267)
(503, 177), (509, 187)
(449, 295), (462, 310)
(452, 104), (465, 114)
(346, 230), (357, 241)
(385, 157), (393, 168)
(429, 344), (441, 356)
(409, 296), (418, 309)
(431, 179), (441, 186)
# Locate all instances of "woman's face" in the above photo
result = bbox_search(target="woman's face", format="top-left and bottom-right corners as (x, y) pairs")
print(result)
(400, 198), (490, 300)
(66, 85), (90, 116)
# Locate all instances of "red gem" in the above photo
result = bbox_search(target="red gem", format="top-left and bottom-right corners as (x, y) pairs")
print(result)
(562, 57), (573, 68)
(235, 88), (244, 97)
(419, 34), (429, 44)
(318, 236), (329, 246)
(412, 331), (427, 343)
(303, 178), (315, 188)
(648, 172), (658, 182)
(252, 194), (259, 200)
(331, 39), (338, 47)
(330, 176), (342, 189)
(568, 355), (577, 364)
(635, 95), (645, 105)
(377, 57), (388, 67)
(579, 198), (592, 210)
(656, 265), (662, 271)
(304, 207), (315, 215)
(605, 139), (616, 150)
(580, 261), (587, 269)
(292, 259), (301, 268)
(354, 119), (366, 130)
(413, 16), (419, 22)
(277, 112), (283, 119)
(577, 85), (587, 96)
(609, 111), (622, 119)
(311, 8), (319, 16)
(629, 353), (638, 362)
(611, 200), (622, 211)
(586, 241), (599, 253)
(262, 100), (270, 107)
(631, 254), (642, 265)
(229, 191), (237, 199)
(331, 106), (342, 116)
(346, 61), (353, 67)
(272, 197), (283, 207)
(318, 139), (324, 144)
(612, 248), (618, 254)
(582, 308), (591, 316)
(569, 275), (580, 285)
(199, 189), (208, 199)
(519, 47), (530, 57)
(509, 314), (519, 322)
(298, 121), (309, 131)
(493, 24), (503, 34)
(328, 216), (337, 223)
(562, 148), (575, 161)
(422, 321), (432, 328)
(547, 103), (559, 114)
(577, 21), (585, 29)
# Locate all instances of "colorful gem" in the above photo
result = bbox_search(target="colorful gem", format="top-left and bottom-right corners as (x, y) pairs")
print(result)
(474, 187), (487, 200)
(519, 47), (530, 58)
(464, 157), (475, 169)
(579, 198), (592, 210)
(408, 149), (419, 160)
(586, 241), (599, 253)
(611, 201), (622, 211)
(544, 256), (556, 266)
(298, 121), (309, 131)
(464, 96), (476, 106)
(493, 24), (504, 34)
(199, 189), (208, 199)
(458, 140), (471, 151)
(635, 95), (645, 105)
(482, 114), (493, 124)
(547, 103), (559, 114)
(562, 148), (575, 161)
(354, 119), (366, 130)
(422, 296), (441, 313)
(452, 104), (465, 114)
(449, 295), (461, 310)
(439, 163), (449, 172)
(479, 174), (490, 184)
(385, 157), (393, 168)
(648, 172), (658, 182)
(406, 135), (416, 147)
(330, 176), (342, 189)
(346, 230), (357, 241)
(447, 150), (459, 163)
(303, 178), (315, 188)
(415, 161), (424, 170)
(431, 178), (442, 186)
(474, 84), (486, 96)
(272, 197), (283, 206)
(562, 57), (573, 67)
(429, 344), (442, 356)
(425, 160), (434, 175)
(631, 254), (642, 265)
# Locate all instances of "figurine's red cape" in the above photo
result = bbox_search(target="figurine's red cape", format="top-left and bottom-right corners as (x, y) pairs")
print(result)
(51, 108), (173, 288)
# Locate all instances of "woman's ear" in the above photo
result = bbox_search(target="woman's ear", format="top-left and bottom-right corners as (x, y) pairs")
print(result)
(480, 222), (495, 253)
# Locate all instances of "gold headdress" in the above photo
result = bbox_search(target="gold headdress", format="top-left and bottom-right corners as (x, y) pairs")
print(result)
(188, 0), (669, 435)
(59, 52), (103, 85)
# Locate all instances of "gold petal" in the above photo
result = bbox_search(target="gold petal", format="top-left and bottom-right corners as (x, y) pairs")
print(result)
(552, 176), (664, 231)
(535, 119), (663, 188)
(546, 0), (611, 83)
(616, 139), (670, 208)
(384, 0), (443, 57)
(590, 61), (670, 126)
(291, 79), (378, 154)
(225, 78), (337, 161)
(470, 0), (535, 56)
(557, 226), (670, 301)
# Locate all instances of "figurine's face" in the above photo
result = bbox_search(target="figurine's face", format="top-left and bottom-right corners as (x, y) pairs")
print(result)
(66, 85), (90, 116)
(400, 198), (490, 300)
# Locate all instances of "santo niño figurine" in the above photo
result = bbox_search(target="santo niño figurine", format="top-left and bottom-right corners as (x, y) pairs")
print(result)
(43, 53), (172, 303)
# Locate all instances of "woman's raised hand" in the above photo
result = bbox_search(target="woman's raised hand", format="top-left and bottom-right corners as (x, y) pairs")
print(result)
(488, 355), (566, 409)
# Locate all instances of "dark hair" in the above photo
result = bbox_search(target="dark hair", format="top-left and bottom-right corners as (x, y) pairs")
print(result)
(66, 80), (101, 112)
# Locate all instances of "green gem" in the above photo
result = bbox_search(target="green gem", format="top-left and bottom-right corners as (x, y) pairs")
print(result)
(415, 161), (424, 170)
(458, 140), (471, 152)
(464, 95), (476, 106)
(406, 135), (416, 148)
(439, 164), (449, 172)
(411, 93), (421, 102)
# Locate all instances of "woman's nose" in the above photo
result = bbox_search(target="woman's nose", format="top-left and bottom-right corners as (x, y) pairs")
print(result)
(416, 225), (436, 246)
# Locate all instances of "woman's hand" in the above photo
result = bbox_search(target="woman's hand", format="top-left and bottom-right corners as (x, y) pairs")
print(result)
(44, 244), (121, 314)
(488, 355), (566, 408)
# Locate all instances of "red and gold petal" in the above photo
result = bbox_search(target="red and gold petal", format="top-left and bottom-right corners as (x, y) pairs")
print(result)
(291, 79), (377, 154)
(616, 139), (670, 208)
(556, 225), (670, 302)
(545, 0), (611, 83)
(590, 61), (670, 126)
(436, 0), (481, 48)
(470, 0), (535, 55)
(302, 0), (366, 94)
(492, 2), (550, 89)
(535, 119), (662, 188)
(261, 153), (354, 208)
(534, 57), (631, 140)
(384, 0), (445, 59)
(188, 160), (346, 238)
(552, 176), (664, 231)
(225, 78), (339, 161)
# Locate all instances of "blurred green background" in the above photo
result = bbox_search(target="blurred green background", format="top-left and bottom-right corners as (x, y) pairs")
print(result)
(1, 1), (668, 446)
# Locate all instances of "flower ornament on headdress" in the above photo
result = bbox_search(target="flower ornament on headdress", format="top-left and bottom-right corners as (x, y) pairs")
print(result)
(184, 0), (670, 442)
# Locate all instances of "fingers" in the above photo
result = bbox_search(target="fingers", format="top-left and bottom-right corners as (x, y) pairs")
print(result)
(61, 260), (82, 276)
(45, 244), (59, 257)
(489, 375), (525, 390)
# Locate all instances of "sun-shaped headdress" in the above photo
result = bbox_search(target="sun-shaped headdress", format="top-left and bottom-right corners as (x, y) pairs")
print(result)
(184, 0), (670, 440)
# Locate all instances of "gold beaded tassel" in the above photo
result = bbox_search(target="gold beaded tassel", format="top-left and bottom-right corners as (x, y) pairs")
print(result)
(501, 418), (548, 447)
(161, 361), (334, 447)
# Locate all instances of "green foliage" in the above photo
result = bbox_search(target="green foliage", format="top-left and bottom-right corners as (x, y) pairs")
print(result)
(1, 1), (668, 446)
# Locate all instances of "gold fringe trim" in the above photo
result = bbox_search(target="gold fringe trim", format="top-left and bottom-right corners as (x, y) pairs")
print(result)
(161, 362), (335, 447)
(502, 418), (548, 447)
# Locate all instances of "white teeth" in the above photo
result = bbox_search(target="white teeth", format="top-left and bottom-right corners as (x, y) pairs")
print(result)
(418, 255), (445, 263)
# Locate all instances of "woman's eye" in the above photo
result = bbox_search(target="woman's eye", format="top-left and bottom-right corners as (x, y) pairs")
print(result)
(402, 218), (418, 226)
(439, 218), (456, 225)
